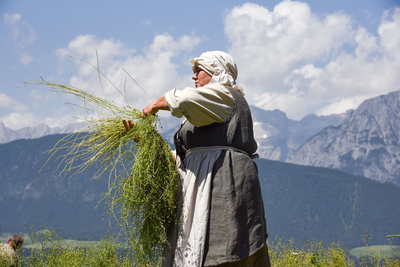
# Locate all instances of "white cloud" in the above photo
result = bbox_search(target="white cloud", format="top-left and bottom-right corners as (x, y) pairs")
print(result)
(141, 19), (152, 26)
(225, 2), (353, 85)
(315, 97), (364, 116)
(56, 33), (202, 115)
(20, 53), (33, 65)
(0, 89), (72, 130)
(378, 8), (400, 60)
(3, 13), (37, 49)
(0, 112), (38, 130)
(17, 1), (399, 129)
(28, 89), (60, 109)
(224, 2), (400, 119)
(4, 13), (21, 24)
(43, 112), (77, 129)
(0, 93), (28, 111)
(3, 13), (37, 66)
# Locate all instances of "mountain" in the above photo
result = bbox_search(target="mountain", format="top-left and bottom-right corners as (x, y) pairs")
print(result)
(0, 134), (399, 249)
(0, 122), (85, 144)
(150, 107), (343, 161)
(250, 107), (343, 161)
(0, 107), (342, 162)
(288, 90), (400, 186)
(4, 90), (400, 186)
(0, 134), (111, 240)
(257, 158), (400, 248)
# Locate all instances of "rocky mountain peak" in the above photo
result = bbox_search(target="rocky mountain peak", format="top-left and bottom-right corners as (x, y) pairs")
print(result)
(0, 122), (85, 144)
(288, 90), (400, 185)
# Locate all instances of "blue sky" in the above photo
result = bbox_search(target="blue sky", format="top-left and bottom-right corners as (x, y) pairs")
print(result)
(1, 0), (399, 129)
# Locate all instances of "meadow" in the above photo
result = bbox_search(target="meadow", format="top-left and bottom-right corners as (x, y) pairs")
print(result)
(2, 228), (399, 267)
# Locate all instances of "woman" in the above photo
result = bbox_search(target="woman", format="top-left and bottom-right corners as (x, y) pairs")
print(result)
(125, 51), (270, 267)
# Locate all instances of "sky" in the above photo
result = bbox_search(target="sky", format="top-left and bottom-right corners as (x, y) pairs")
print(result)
(0, 0), (399, 130)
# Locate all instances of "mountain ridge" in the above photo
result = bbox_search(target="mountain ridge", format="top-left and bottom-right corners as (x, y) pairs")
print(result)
(0, 106), (343, 161)
(288, 90), (400, 185)
(3, 90), (400, 186)
(0, 134), (399, 249)
(0, 122), (86, 144)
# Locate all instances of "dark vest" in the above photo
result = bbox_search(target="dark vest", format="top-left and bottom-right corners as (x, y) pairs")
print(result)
(174, 87), (257, 161)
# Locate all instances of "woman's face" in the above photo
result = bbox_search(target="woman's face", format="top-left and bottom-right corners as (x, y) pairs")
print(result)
(192, 67), (212, 88)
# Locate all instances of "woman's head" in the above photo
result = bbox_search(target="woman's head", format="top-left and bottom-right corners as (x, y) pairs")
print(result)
(191, 51), (238, 87)
(192, 66), (212, 88)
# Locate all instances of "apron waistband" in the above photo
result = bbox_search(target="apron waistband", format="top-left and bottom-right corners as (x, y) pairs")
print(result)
(185, 146), (259, 159)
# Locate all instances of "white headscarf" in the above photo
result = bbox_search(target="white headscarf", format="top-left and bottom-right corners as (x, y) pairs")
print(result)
(191, 51), (239, 88)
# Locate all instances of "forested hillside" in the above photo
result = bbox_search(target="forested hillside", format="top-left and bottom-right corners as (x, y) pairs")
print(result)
(257, 158), (400, 248)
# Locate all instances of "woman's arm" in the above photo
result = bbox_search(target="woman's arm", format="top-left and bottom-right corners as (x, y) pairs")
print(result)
(165, 84), (235, 127)
(123, 96), (170, 137)
(123, 96), (170, 132)
(142, 96), (170, 118)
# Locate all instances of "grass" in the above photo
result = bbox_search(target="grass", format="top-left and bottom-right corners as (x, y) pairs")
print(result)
(351, 245), (400, 260)
(6, 228), (399, 267)
(18, 226), (135, 267)
(269, 238), (400, 266)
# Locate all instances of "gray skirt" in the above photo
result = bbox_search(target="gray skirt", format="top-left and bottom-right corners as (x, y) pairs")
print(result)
(203, 149), (268, 266)
(162, 149), (269, 266)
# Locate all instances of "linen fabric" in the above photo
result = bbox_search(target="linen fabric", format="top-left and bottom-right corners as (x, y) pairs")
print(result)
(173, 147), (223, 266)
(165, 83), (235, 127)
(162, 86), (268, 266)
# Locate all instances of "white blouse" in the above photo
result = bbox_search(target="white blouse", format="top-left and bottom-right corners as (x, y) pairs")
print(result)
(164, 83), (235, 127)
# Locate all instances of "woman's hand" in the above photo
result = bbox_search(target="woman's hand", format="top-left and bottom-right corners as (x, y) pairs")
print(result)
(122, 119), (134, 132)
(142, 96), (170, 118)
(122, 119), (140, 143)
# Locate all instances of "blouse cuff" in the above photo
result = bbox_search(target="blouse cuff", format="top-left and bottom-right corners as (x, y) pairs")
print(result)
(165, 88), (184, 118)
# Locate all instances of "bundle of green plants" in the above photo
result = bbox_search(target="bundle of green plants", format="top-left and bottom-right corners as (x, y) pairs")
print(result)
(25, 72), (177, 265)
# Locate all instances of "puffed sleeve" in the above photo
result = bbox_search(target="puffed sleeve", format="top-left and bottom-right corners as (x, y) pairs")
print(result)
(164, 84), (235, 127)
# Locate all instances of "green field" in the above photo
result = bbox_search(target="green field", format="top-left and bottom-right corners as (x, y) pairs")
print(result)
(351, 245), (400, 259)
(2, 229), (399, 267)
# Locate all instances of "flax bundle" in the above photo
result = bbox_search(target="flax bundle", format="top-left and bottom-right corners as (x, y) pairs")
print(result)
(29, 79), (177, 266)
